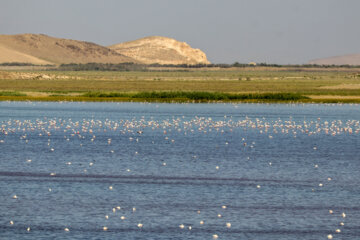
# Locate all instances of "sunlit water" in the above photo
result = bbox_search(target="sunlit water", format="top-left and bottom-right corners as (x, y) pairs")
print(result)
(0, 102), (359, 239)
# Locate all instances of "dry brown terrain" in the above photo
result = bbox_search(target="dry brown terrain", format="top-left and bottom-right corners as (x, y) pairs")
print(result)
(109, 36), (210, 65)
(0, 70), (79, 80)
(319, 84), (360, 90)
(0, 34), (136, 65)
(0, 44), (52, 65)
(309, 53), (360, 65)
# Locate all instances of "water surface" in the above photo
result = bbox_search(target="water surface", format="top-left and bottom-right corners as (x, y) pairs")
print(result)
(0, 102), (359, 239)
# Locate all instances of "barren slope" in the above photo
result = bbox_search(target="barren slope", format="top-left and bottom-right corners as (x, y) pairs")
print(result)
(0, 34), (136, 64)
(109, 36), (210, 65)
(309, 54), (360, 65)
(0, 44), (52, 65)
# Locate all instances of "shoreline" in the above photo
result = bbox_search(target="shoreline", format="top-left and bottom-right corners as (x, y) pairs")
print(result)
(1, 95), (360, 103)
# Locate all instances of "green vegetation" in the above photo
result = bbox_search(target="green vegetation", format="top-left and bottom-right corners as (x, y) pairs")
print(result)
(83, 91), (308, 101)
(52, 62), (360, 71)
(0, 62), (54, 67)
(57, 63), (146, 71)
(0, 91), (27, 96)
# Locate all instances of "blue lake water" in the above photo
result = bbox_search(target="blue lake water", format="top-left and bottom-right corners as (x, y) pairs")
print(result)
(0, 102), (359, 239)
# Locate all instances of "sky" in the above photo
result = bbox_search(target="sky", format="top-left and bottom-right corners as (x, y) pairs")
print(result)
(1, 0), (359, 64)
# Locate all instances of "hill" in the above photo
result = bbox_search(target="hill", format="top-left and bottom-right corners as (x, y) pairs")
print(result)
(109, 36), (210, 65)
(0, 44), (52, 65)
(309, 54), (360, 66)
(0, 34), (136, 65)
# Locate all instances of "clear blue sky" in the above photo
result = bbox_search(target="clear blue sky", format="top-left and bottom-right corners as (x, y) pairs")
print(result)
(1, 0), (359, 64)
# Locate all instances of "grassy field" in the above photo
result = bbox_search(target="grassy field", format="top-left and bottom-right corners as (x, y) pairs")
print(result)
(0, 67), (359, 102)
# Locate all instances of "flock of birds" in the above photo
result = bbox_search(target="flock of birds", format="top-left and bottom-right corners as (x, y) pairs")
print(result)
(1, 109), (359, 239)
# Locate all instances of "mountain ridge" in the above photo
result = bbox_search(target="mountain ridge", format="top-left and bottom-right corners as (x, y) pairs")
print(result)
(309, 53), (360, 65)
(0, 34), (135, 64)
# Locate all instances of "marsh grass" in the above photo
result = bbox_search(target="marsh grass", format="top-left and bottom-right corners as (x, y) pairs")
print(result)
(83, 91), (308, 101)
(1, 94), (359, 103)
(0, 91), (26, 96)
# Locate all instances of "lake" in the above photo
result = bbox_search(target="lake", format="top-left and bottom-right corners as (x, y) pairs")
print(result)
(0, 102), (359, 239)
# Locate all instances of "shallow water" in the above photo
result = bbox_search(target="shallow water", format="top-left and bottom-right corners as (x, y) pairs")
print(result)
(0, 102), (359, 239)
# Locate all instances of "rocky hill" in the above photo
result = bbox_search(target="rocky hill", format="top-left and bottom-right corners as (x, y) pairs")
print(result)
(109, 36), (210, 65)
(0, 34), (135, 65)
(0, 34), (211, 66)
(309, 54), (360, 65)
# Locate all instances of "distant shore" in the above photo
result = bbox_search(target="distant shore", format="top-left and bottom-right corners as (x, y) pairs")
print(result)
(1, 66), (359, 103)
